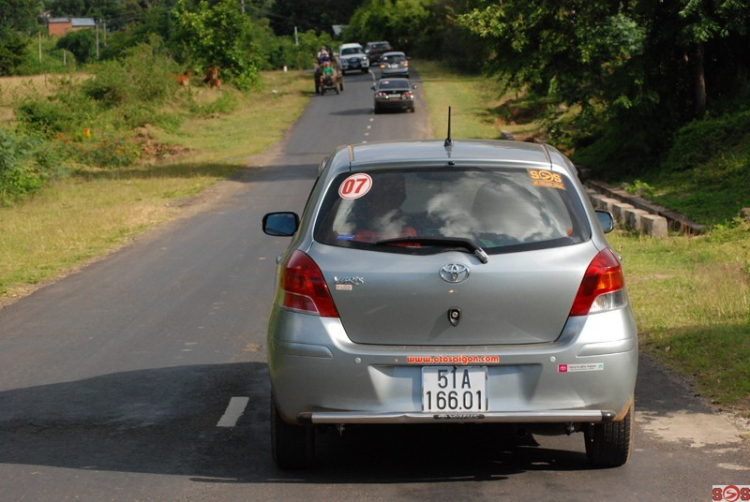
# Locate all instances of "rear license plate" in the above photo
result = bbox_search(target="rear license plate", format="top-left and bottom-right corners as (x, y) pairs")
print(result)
(422, 366), (487, 412)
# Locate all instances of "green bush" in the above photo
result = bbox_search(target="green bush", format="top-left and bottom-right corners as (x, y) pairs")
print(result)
(83, 42), (177, 108)
(15, 35), (79, 75)
(15, 98), (79, 136)
(662, 112), (750, 172)
(0, 129), (47, 204)
(68, 137), (142, 168)
(56, 29), (97, 64)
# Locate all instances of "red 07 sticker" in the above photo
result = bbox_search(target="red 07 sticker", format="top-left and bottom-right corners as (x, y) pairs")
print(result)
(338, 174), (373, 200)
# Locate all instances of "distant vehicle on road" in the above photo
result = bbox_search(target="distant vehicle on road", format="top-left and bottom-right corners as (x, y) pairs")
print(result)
(377, 51), (410, 78)
(337, 43), (370, 75)
(372, 78), (416, 113)
(364, 41), (393, 64)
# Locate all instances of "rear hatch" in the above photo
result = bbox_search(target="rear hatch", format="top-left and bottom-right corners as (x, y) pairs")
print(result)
(310, 243), (597, 346)
(310, 165), (594, 346)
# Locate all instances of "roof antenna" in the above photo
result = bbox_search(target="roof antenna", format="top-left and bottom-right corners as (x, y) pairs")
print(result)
(444, 106), (453, 148)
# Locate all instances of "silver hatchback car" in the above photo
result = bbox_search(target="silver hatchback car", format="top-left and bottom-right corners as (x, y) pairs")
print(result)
(263, 138), (638, 469)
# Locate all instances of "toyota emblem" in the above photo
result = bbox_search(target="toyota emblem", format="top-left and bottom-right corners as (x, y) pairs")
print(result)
(439, 263), (470, 284)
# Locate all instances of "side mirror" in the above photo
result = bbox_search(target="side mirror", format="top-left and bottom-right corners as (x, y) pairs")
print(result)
(371, 85), (377, 91)
(412, 85), (418, 89)
(263, 212), (300, 237)
(596, 210), (615, 233)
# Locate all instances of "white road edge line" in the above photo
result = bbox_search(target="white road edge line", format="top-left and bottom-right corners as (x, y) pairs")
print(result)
(217, 396), (250, 428)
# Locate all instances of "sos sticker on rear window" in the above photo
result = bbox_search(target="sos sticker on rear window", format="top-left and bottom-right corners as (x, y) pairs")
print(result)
(338, 173), (372, 200)
(528, 169), (565, 190)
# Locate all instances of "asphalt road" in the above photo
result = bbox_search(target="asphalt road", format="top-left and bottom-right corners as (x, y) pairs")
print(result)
(0, 68), (748, 502)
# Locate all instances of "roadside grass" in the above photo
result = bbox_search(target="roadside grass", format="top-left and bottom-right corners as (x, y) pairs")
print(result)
(416, 60), (542, 141)
(0, 70), (310, 304)
(418, 60), (750, 414)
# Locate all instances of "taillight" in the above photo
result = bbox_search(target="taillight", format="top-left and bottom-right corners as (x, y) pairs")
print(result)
(569, 249), (626, 316)
(375, 92), (388, 99)
(280, 251), (339, 317)
(403, 92), (414, 99)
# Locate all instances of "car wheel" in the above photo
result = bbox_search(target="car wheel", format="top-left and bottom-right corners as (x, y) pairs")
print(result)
(271, 395), (314, 469)
(584, 403), (634, 467)
(362, 68), (368, 74)
(374, 105), (381, 114)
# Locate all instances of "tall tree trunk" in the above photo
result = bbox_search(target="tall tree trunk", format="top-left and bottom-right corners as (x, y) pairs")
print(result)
(693, 43), (707, 118)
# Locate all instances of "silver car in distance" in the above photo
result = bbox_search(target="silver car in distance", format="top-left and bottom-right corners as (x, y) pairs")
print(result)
(262, 138), (638, 469)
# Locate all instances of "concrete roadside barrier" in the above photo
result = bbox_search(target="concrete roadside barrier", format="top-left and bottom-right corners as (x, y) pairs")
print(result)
(585, 180), (705, 235)
(641, 214), (669, 238)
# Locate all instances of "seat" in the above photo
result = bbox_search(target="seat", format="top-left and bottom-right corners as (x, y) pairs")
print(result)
(471, 180), (546, 243)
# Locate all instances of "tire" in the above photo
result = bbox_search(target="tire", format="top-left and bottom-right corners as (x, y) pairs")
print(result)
(362, 68), (368, 74)
(584, 403), (634, 467)
(271, 396), (314, 469)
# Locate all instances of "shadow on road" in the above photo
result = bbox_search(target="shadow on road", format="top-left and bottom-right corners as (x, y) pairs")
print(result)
(0, 353), (730, 484)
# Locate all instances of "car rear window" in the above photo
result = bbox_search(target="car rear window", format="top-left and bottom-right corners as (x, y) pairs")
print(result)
(378, 80), (409, 89)
(314, 168), (589, 254)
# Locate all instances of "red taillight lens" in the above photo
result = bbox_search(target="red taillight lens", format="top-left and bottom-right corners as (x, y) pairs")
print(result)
(281, 251), (339, 317)
(375, 92), (388, 99)
(403, 92), (413, 99)
(569, 249), (626, 316)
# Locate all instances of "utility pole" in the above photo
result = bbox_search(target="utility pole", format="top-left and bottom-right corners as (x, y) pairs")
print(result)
(294, 26), (299, 70)
(95, 19), (100, 59)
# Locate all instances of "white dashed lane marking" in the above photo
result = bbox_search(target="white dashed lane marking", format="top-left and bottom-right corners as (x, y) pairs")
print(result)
(217, 396), (250, 427)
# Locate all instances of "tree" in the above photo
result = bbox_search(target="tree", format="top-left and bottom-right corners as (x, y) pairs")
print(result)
(56, 27), (98, 63)
(268, 0), (365, 36)
(172, 0), (260, 88)
(0, 29), (29, 76)
(672, 0), (750, 117)
(0, 0), (42, 32)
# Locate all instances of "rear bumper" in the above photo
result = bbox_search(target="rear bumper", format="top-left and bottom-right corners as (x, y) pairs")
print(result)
(374, 98), (414, 110)
(299, 409), (616, 425)
(268, 307), (638, 425)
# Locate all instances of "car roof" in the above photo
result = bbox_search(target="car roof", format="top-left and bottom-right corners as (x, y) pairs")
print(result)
(323, 140), (576, 177)
(339, 43), (362, 49)
(381, 51), (405, 57)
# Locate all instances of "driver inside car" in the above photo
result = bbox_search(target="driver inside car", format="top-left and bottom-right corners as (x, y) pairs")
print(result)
(348, 173), (417, 243)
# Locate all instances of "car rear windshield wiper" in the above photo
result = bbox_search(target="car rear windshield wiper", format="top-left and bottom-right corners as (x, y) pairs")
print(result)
(374, 237), (489, 264)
